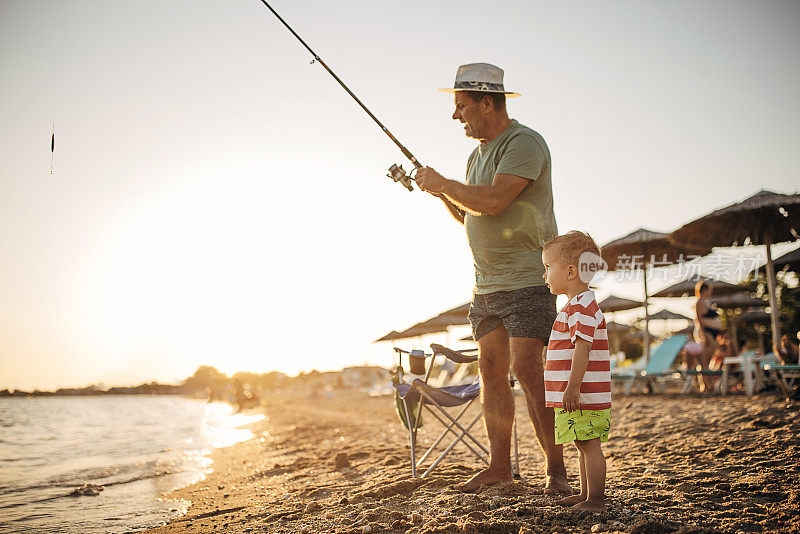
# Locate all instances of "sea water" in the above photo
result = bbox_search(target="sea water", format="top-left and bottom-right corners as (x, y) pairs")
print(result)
(0, 395), (263, 533)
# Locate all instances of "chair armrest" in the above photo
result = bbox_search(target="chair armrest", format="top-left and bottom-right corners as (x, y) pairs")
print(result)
(430, 343), (479, 364)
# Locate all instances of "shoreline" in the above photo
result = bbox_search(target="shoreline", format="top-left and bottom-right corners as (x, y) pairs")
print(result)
(0, 395), (237, 534)
(145, 390), (800, 534)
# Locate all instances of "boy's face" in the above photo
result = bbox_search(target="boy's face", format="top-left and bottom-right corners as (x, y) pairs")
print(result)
(542, 248), (572, 295)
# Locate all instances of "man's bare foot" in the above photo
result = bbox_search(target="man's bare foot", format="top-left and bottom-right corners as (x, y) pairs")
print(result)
(543, 473), (573, 496)
(556, 494), (585, 506)
(572, 500), (606, 512)
(452, 468), (513, 493)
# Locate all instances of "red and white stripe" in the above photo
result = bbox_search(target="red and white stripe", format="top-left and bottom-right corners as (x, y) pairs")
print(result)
(544, 290), (611, 410)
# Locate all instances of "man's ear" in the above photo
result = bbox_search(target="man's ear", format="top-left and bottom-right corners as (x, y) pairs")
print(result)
(481, 94), (493, 113)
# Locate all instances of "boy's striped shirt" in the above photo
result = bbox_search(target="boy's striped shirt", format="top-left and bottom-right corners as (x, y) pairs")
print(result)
(544, 290), (611, 410)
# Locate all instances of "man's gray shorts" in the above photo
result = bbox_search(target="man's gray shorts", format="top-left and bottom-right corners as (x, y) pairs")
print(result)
(468, 286), (557, 341)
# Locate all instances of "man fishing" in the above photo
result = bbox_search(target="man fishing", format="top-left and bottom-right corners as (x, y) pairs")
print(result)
(415, 63), (571, 495)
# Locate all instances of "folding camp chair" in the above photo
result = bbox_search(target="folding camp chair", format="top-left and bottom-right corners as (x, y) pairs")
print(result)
(392, 343), (519, 479)
(612, 335), (688, 395)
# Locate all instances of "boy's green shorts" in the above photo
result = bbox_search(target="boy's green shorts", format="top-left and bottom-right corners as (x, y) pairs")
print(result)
(554, 408), (611, 445)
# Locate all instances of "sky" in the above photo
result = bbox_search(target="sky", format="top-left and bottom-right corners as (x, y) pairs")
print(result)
(1, 0), (799, 391)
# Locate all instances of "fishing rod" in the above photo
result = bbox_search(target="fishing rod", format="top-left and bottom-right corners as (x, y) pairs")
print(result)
(257, 0), (419, 191)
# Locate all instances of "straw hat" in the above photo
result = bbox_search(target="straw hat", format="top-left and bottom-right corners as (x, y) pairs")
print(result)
(439, 63), (520, 97)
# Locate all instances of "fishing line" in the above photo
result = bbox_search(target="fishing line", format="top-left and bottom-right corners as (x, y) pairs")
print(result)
(49, 123), (56, 250)
(257, 0), (420, 191)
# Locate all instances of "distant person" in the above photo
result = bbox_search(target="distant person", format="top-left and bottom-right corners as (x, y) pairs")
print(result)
(414, 63), (569, 495)
(541, 231), (611, 512)
(738, 337), (755, 355)
(777, 333), (799, 365)
(233, 379), (259, 412)
(693, 281), (723, 392)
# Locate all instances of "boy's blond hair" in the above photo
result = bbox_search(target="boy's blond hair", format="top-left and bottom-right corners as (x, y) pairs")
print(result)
(542, 231), (601, 267)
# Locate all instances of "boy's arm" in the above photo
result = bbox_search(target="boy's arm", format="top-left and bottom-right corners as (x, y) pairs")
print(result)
(562, 338), (592, 412)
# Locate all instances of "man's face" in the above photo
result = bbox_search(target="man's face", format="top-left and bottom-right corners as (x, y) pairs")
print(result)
(452, 92), (483, 139)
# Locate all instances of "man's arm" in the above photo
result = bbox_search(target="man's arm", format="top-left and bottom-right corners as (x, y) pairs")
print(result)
(562, 338), (592, 412)
(435, 193), (466, 224)
(416, 167), (529, 217)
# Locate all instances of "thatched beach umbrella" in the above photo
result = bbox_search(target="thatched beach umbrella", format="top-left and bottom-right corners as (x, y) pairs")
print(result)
(650, 275), (742, 298)
(597, 296), (643, 353)
(652, 280), (757, 352)
(419, 302), (470, 327)
(374, 330), (402, 342)
(634, 309), (691, 344)
(709, 292), (768, 353)
(598, 295), (643, 313)
(390, 323), (450, 341)
(374, 324), (449, 343)
(771, 245), (800, 274)
(673, 324), (696, 337)
(734, 308), (783, 355)
(436, 302), (471, 318)
(375, 302), (471, 344)
(606, 321), (635, 334)
(606, 321), (635, 354)
(735, 308), (773, 325)
(646, 309), (692, 322)
(602, 228), (711, 360)
(670, 189), (800, 352)
(711, 292), (768, 310)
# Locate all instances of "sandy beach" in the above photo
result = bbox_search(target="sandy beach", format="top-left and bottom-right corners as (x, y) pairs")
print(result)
(145, 389), (799, 534)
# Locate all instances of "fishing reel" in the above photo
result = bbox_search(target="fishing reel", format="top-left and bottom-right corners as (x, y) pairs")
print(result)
(387, 163), (415, 192)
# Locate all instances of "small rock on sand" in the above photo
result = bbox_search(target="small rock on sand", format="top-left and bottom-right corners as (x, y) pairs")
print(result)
(305, 500), (322, 513)
(68, 484), (104, 497)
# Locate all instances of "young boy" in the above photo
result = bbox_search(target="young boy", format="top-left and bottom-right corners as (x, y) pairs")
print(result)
(541, 231), (611, 512)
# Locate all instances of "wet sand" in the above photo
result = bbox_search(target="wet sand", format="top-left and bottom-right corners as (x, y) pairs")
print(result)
(146, 389), (799, 533)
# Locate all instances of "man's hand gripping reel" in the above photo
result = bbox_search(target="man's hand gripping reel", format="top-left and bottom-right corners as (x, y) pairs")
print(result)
(387, 163), (420, 192)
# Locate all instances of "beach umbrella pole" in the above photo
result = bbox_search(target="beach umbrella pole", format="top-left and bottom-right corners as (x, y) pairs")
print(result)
(642, 267), (651, 362)
(764, 234), (781, 353)
(729, 313), (739, 354)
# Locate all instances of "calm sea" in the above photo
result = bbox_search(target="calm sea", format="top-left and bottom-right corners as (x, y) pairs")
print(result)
(0, 395), (263, 533)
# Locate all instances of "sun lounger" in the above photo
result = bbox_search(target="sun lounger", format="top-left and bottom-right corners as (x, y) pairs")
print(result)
(680, 368), (723, 393)
(612, 335), (688, 395)
(763, 362), (800, 397)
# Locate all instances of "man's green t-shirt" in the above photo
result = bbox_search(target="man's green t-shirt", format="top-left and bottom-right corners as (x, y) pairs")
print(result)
(464, 119), (558, 294)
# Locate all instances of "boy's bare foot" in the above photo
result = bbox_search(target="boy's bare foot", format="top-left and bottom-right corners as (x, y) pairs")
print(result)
(543, 473), (573, 496)
(556, 494), (586, 506)
(453, 467), (513, 492)
(572, 500), (606, 512)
